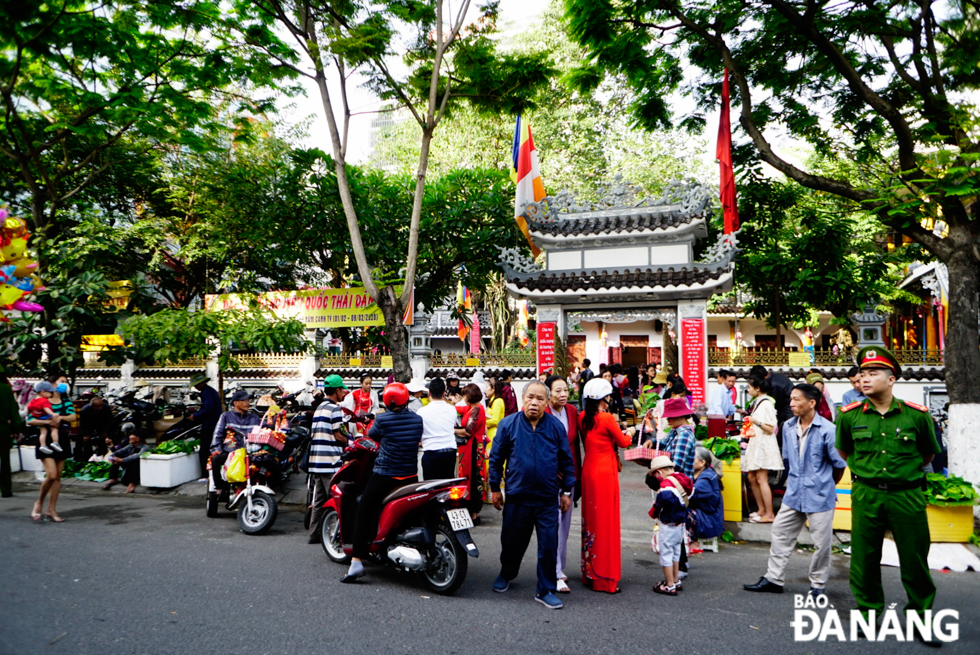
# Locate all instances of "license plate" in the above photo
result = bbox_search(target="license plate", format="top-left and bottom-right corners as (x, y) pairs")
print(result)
(446, 508), (474, 531)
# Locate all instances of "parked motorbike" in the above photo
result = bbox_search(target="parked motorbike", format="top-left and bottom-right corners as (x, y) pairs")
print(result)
(206, 423), (312, 535)
(318, 436), (479, 595)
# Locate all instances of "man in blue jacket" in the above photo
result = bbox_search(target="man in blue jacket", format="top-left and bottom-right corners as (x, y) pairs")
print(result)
(744, 383), (847, 597)
(489, 381), (576, 610)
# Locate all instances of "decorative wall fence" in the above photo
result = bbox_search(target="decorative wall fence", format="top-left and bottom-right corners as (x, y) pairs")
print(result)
(708, 347), (944, 368)
(83, 351), (539, 371)
(430, 352), (536, 368)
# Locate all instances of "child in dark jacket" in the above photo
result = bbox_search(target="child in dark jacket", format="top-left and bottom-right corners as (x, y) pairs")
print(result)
(646, 455), (693, 596)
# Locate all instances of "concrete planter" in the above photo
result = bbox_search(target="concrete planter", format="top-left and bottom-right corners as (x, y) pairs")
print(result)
(139, 449), (200, 488)
(19, 445), (43, 472)
(721, 459), (742, 522)
(925, 504), (975, 543)
(9, 447), (20, 474)
(833, 467), (853, 531)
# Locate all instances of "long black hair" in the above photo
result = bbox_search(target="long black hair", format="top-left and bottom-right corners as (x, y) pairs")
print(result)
(582, 397), (603, 433)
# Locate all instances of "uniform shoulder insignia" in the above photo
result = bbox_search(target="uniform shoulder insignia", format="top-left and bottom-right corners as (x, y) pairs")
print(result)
(840, 401), (863, 412)
(903, 400), (929, 412)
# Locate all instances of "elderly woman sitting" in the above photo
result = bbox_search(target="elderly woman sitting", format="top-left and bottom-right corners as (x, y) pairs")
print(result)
(688, 446), (725, 551)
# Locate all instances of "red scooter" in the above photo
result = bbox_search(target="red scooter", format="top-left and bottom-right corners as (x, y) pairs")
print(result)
(319, 436), (479, 595)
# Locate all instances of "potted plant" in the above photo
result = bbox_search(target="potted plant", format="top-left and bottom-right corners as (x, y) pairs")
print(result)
(924, 473), (978, 543)
(139, 439), (201, 488)
(704, 437), (742, 522)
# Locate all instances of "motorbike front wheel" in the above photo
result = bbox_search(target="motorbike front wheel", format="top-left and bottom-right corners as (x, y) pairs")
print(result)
(421, 525), (468, 596)
(237, 491), (277, 535)
(320, 509), (350, 563)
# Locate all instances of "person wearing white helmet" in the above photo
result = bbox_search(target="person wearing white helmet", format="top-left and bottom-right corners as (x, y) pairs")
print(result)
(405, 378), (427, 413)
(579, 377), (633, 594)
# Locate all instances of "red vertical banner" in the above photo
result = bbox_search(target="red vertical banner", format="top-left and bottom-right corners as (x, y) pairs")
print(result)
(536, 322), (556, 378)
(470, 312), (481, 354)
(681, 318), (706, 408)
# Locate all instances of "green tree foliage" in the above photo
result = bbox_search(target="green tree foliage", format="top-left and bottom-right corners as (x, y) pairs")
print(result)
(736, 168), (900, 333)
(370, 1), (711, 197)
(564, 0), (980, 405)
(0, 1), (294, 238)
(117, 307), (311, 393)
(243, 0), (554, 380)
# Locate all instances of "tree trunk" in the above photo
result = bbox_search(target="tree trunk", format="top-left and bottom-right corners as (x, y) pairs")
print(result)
(376, 285), (412, 383)
(942, 248), (980, 517)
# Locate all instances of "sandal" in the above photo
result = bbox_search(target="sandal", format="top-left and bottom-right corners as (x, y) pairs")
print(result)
(653, 581), (677, 596)
(45, 513), (65, 523)
(749, 516), (774, 523)
(556, 579), (571, 594)
(102, 481), (118, 491)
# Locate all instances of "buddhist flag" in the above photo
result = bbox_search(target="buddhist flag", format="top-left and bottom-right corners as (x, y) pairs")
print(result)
(717, 69), (740, 234)
(457, 281), (471, 342)
(512, 116), (544, 257)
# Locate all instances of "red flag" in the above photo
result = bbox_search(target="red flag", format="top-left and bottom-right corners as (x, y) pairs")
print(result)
(717, 69), (740, 234)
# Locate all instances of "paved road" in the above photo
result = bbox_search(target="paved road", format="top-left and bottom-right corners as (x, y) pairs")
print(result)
(1, 479), (977, 655)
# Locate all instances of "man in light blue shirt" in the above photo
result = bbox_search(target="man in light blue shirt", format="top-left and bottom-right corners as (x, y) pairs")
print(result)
(743, 383), (846, 597)
(841, 366), (867, 406)
(707, 370), (737, 417)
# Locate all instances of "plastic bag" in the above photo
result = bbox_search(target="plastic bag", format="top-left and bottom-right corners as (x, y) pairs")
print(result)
(223, 448), (247, 483)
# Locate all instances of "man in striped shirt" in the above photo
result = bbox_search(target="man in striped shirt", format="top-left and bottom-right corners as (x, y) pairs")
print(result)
(308, 374), (350, 544)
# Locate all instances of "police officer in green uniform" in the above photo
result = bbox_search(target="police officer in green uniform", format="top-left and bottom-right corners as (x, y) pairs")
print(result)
(836, 346), (942, 634)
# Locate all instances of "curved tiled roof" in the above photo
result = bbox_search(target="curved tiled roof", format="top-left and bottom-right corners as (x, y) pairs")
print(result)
(508, 266), (728, 293)
(528, 209), (697, 237)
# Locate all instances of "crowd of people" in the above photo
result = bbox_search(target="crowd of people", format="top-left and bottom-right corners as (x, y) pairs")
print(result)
(0, 346), (945, 634)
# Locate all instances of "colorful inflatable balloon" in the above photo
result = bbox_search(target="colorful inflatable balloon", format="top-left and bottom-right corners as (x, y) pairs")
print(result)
(0, 206), (43, 318)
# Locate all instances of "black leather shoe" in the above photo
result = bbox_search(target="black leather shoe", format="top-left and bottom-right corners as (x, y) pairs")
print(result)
(808, 587), (825, 599)
(743, 576), (784, 593)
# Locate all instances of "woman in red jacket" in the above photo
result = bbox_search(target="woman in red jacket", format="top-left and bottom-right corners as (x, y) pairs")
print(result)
(544, 374), (582, 594)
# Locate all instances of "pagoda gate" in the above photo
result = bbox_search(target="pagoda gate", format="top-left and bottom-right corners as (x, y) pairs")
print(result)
(496, 179), (737, 409)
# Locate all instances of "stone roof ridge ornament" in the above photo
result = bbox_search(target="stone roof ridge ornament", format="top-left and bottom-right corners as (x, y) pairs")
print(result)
(495, 245), (543, 280)
(697, 229), (740, 267)
(523, 177), (710, 223)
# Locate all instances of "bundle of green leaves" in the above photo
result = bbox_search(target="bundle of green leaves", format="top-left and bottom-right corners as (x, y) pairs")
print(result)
(703, 437), (741, 465)
(144, 439), (200, 457)
(924, 473), (979, 506)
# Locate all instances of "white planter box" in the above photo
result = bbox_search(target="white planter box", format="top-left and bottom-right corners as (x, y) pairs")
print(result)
(19, 445), (43, 472)
(139, 449), (201, 488)
(9, 447), (20, 473)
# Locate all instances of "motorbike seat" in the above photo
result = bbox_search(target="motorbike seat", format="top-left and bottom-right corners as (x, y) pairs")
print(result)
(381, 478), (464, 505)
(381, 481), (430, 505)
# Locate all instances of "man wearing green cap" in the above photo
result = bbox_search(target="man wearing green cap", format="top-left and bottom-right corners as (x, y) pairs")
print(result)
(186, 373), (221, 480)
(308, 374), (350, 544)
(836, 345), (942, 637)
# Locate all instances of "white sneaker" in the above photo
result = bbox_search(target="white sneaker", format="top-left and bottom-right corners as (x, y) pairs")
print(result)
(39, 445), (52, 455)
(678, 571), (688, 580)
(50, 443), (63, 453)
